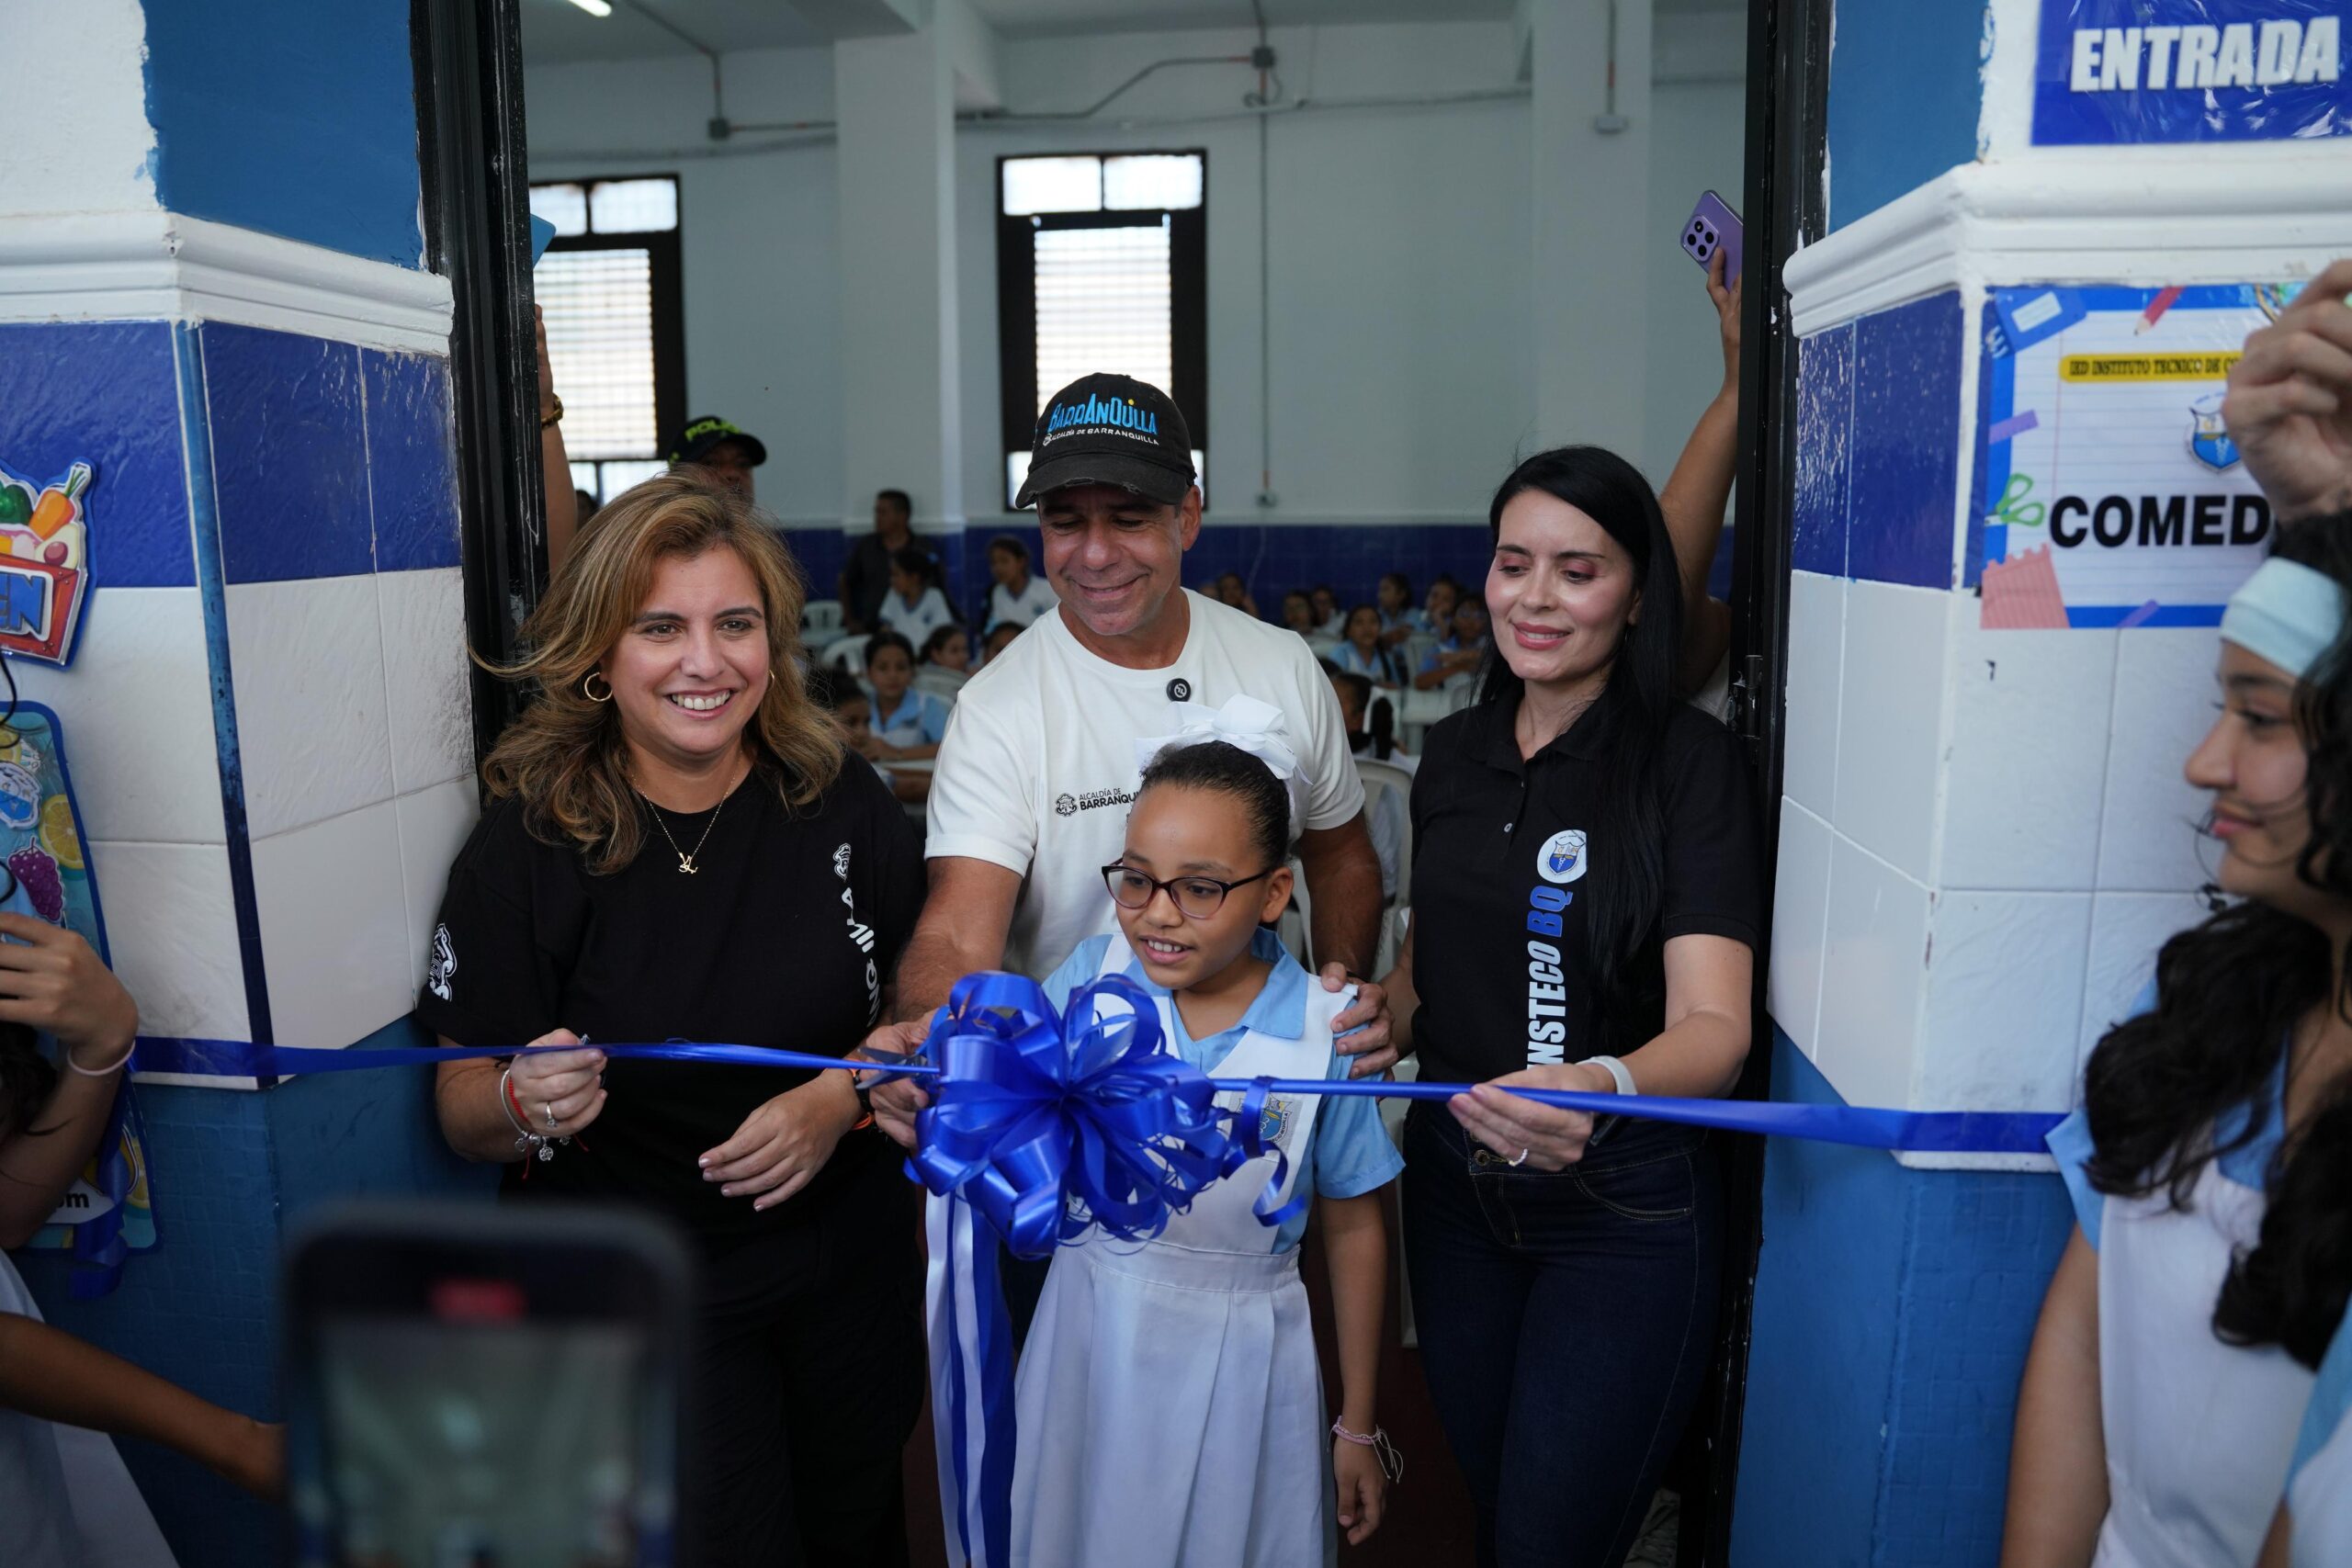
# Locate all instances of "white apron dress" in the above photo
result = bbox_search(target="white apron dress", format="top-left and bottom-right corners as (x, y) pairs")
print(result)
(2080, 1154), (2314, 1566)
(0, 1250), (179, 1568)
(1008, 944), (1350, 1568)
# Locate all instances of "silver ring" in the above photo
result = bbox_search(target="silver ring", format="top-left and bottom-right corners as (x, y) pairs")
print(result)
(543, 1102), (559, 1131)
(1509, 1146), (1530, 1168)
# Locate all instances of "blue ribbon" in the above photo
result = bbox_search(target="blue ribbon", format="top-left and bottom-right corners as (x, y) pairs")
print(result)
(130, 985), (2063, 1568)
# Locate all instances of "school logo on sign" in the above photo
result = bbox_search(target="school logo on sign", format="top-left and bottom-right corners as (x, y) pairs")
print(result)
(2188, 392), (2241, 473)
(1537, 829), (1588, 886)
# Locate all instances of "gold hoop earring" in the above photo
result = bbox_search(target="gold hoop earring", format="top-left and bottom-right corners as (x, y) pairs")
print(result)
(582, 670), (613, 704)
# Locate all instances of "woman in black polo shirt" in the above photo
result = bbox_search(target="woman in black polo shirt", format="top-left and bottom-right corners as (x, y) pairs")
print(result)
(1380, 446), (1759, 1568)
(415, 473), (926, 1566)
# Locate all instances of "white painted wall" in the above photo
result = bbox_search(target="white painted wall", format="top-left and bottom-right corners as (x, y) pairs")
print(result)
(0, 0), (157, 220)
(524, 14), (1746, 525)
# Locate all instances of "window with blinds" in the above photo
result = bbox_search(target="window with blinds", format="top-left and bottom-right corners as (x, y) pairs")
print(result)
(997, 152), (1207, 512)
(527, 175), (685, 507)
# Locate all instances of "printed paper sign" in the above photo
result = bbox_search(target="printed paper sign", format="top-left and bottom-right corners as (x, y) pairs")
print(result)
(2034, 2), (2346, 146)
(1976, 284), (2282, 628)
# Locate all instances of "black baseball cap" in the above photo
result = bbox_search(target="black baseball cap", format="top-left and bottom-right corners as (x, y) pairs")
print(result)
(670, 416), (768, 467)
(1015, 373), (1195, 509)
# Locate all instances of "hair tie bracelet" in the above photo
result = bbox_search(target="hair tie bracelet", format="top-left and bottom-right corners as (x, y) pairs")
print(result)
(1331, 1420), (1404, 1484)
(65, 1037), (137, 1077)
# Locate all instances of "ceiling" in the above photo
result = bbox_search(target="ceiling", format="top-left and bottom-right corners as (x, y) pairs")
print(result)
(522, 0), (1742, 64)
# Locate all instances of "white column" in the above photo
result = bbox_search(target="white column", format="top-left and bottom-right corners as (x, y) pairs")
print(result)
(835, 25), (963, 529)
(1529, 0), (1653, 455)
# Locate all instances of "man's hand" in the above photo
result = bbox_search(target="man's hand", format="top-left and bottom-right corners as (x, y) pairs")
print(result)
(1325, 964), (1396, 1077)
(2225, 258), (2352, 522)
(856, 1018), (935, 1152)
(698, 1074), (861, 1211)
(0, 915), (138, 1067)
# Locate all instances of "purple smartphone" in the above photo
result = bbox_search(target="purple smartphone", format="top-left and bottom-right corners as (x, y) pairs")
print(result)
(1679, 191), (1743, 285)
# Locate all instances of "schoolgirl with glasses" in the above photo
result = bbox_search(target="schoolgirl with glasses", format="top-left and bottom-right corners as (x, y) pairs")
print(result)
(1010, 739), (1403, 1567)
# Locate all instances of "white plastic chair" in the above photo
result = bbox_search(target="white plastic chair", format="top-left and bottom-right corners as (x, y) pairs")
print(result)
(828, 637), (867, 678)
(802, 599), (844, 638)
(1306, 634), (1342, 661)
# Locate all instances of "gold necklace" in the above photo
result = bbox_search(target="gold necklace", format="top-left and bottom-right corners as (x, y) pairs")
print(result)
(640, 760), (747, 875)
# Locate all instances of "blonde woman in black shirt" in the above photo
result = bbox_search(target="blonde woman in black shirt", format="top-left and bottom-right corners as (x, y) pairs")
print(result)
(1378, 446), (1761, 1568)
(417, 473), (926, 1566)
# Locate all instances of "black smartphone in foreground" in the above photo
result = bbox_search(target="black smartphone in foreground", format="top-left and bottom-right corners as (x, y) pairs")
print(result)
(283, 1202), (692, 1568)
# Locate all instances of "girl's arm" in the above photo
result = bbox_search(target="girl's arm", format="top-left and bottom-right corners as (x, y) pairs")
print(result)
(1321, 1188), (1390, 1546)
(1451, 932), (1749, 1170)
(0, 918), (141, 1247)
(2000, 1228), (2107, 1568)
(0, 1313), (282, 1498)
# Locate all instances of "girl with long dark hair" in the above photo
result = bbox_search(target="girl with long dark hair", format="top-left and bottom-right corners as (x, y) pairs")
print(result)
(2002, 524), (2352, 1568)
(1375, 446), (1760, 1566)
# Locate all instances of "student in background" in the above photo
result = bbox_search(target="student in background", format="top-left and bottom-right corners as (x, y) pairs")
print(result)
(809, 667), (927, 807)
(861, 630), (950, 761)
(1280, 590), (1318, 637)
(1331, 604), (1407, 688)
(986, 535), (1058, 630)
(2003, 526), (2352, 1568)
(1310, 584), (1345, 639)
(877, 546), (957, 647)
(1374, 572), (1418, 649)
(1215, 571), (1261, 620)
(840, 489), (925, 636)
(921, 625), (971, 677)
(1420, 575), (1463, 638)
(981, 620), (1023, 667)
(1416, 598), (1491, 692)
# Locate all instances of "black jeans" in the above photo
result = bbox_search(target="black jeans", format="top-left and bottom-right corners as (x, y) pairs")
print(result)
(1403, 1104), (1723, 1568)
(685, 1148), (924, 1566)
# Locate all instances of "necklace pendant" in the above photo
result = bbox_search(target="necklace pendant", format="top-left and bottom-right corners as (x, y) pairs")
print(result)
(677, 854), (697, 874)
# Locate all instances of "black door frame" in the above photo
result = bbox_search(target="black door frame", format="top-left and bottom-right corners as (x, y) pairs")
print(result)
(1683, 0), (1832, 1560)
(413, 0), (544, 765)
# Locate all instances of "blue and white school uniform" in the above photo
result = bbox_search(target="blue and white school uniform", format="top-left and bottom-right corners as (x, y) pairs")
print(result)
(867, 685), (950, 750)
(2287, 1318), (2352, 1566)
(1329, 641), (1402, 687)
(988, 575), (1059, 631)
(2047, 1018), (2313, 1568)
(1012, 929), (1404, 1568)
(880, 585), (957, 646)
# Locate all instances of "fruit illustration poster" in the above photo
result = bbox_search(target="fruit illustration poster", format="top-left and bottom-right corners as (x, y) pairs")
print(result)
(1975, 284), (2286, 630)
(0, 457), (94, 666)
(6, 703), (156, 1259)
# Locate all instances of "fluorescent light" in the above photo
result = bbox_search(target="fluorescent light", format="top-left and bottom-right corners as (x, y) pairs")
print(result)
(564, 0), (613, 16)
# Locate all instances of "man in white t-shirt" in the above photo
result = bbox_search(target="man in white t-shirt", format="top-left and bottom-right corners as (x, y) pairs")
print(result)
(867, 373), (1391, 1147)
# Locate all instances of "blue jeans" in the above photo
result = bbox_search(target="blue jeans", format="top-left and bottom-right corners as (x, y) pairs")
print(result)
(1403, 1104), (1723, 1568)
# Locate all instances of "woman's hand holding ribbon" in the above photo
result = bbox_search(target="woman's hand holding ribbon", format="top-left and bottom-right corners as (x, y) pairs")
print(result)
(1448, 1062), (1616, 1171)
(860, 1016), (937, 1151)
(507, 1029), (607, 1137)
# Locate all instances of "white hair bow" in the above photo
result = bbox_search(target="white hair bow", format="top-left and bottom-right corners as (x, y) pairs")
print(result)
(1134, 693), (1312, 841)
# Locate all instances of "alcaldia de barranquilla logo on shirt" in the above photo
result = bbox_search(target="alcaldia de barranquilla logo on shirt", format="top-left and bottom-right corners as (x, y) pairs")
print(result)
(1057, 787), (1136, 818)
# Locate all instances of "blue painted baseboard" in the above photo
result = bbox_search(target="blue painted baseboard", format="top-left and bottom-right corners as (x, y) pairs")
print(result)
(1733, 1028), (2074, 1567)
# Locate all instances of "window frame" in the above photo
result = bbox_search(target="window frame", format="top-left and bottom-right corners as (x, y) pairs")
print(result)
(995, 151), (1208, 512)
(531, 175), (688, 503)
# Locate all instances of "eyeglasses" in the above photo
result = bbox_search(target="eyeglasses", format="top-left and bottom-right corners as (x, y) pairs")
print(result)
(1101, 863), (1276, 920)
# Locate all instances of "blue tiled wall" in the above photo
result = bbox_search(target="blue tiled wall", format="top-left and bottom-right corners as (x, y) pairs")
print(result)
(1825, 0), (1987, 231)
(1734, 1030), (2075, 1567)
(201, 324), (460, 582)
(18, 1018), (497, 1568)
(0, 321), (193, 587)
(141, 0), (424, 268)
(1791, 292), (1965, 592)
